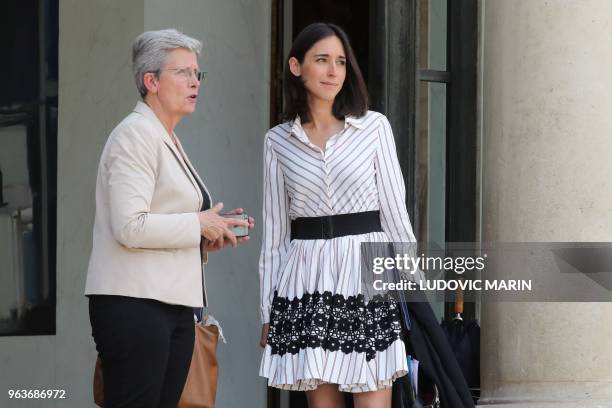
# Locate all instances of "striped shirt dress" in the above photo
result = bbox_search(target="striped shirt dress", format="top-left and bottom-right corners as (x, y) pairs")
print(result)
(258, 111), (416, 392)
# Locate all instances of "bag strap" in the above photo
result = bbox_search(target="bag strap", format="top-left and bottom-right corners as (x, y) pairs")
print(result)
(398, 288), (411, 330)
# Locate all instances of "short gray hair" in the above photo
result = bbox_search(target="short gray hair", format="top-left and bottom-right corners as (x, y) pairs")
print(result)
(132, 29), (202, 98)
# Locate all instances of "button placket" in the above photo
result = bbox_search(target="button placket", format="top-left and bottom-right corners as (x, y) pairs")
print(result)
(322, 154), (333, 212)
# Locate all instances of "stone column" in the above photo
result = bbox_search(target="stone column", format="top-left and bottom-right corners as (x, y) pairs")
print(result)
(479, 0), (612, 406)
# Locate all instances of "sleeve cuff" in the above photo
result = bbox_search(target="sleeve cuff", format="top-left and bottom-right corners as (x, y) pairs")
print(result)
(188, 212), (202, 244)
(260, 305), (271, 324)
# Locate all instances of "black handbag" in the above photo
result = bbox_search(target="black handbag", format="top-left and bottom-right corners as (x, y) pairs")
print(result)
(392, 375), (423, 408)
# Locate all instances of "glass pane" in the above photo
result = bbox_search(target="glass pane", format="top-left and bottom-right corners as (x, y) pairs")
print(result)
(419, 0), (447, 71)
(418, 82), (447, 319)
(0, 0), (57, 337)
(427, 82), (446, 248)
(0, 124), (34, 333)
(418, 83), (447, 246)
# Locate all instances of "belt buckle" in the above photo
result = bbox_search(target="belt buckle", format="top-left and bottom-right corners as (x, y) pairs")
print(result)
(322, 215), (334, 239)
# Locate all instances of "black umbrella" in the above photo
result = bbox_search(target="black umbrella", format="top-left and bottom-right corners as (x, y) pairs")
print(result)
(390, 284), (473, 407)
(440, 288), (480, 403)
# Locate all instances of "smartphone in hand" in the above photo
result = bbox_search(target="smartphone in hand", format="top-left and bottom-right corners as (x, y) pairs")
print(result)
(222, 213), (249, 237)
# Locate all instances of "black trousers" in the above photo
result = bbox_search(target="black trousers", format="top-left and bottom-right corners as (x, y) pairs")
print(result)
(89, 295), (195, 408)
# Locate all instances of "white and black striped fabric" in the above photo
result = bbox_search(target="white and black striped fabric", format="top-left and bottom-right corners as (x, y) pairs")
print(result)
(258, 111), (417, 392)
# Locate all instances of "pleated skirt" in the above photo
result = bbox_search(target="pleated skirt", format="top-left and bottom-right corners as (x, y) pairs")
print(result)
(259, 232), (408, 392)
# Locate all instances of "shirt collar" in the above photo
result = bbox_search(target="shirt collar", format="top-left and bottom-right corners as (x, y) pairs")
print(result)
(345, 114), (367, 129)
(288, 113), (367, 139)
(289, 115), (305, 139)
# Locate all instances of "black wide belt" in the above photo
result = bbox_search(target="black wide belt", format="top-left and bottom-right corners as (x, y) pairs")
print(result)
(290, 211), (382, 240)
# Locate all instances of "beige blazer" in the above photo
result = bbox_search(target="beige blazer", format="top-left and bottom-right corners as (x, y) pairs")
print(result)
(85, 101), (210, 307)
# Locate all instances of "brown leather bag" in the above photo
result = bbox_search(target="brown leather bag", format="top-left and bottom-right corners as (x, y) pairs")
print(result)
(178, 323), (219, 408)
(93, 322), (219, 407)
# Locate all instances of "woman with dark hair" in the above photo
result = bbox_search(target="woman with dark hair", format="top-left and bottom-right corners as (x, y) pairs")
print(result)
(257, 22), (410, 407)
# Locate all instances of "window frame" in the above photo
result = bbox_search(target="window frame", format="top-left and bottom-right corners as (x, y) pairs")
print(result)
(0, 0), (57, 337)
(369, 0), (478, 320)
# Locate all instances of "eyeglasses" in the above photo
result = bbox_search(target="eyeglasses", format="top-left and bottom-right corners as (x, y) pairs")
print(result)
(160, 67), (207, 82)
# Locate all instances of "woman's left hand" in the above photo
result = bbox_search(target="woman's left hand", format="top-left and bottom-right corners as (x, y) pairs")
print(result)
(204, 208), (255, 252)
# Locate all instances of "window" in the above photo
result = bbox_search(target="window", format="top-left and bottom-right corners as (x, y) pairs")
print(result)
(418, 0), (449, 318)
(0, 0), (58, 336)
(369, 0), (478, 320)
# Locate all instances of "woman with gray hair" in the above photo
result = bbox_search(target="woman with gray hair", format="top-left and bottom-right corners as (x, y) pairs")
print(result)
(85, 29), (253, 407)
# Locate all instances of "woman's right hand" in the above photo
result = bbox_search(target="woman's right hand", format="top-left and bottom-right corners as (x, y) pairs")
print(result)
(260, 323), (270, 348)
(198, 202), (248, 246)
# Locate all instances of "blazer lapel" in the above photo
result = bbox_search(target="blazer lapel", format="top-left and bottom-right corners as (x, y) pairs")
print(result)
(172, 136), (212, 207)
(133, 101), (210, 208)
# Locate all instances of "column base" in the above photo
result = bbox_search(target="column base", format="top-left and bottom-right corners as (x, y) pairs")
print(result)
(478, 381), (612, 407)
(479, 403), (612, 408)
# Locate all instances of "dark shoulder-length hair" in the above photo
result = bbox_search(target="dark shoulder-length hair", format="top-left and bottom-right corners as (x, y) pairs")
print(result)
(283, 22), (369, 123)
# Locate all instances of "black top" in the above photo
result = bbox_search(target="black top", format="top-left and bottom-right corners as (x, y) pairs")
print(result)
(187, 164), (210, 211)
(186, 162), (210, 316)
(167, 138), (211, 211)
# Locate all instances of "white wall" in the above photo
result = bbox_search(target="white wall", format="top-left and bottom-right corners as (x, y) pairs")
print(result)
(0, 1), (270, 407)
